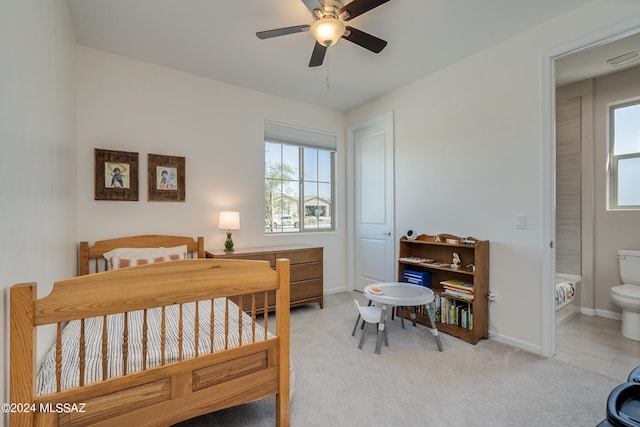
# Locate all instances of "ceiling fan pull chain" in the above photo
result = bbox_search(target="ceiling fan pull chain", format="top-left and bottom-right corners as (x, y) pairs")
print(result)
(326, 50), (330, 90)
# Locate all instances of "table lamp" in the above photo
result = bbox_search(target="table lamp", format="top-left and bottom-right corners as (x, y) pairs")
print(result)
(218, 211), (240, 253)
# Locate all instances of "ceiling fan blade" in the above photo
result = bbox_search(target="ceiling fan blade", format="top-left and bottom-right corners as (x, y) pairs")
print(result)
(342, 26), (387, 53)
(300, 0), (321, 14)
(339, 0), (391, 21)
(309, 42), (327, 67)
(256, 25), (310, 39)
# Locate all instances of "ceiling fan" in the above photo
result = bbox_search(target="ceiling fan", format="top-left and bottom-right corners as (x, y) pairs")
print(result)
(256, 0), (391, 67)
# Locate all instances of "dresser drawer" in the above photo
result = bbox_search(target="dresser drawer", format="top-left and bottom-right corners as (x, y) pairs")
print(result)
(277, 247), (323, 265)
(207, 244), (323, 311)
(291, 262), (323, 282)
(291, 278), (323, 303)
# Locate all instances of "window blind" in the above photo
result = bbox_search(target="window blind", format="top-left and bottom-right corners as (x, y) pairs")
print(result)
(265, 120), (336, 150)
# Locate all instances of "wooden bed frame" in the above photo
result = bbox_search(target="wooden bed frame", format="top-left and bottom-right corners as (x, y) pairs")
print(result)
(78, 234), (205, 275)
(10, 235), (291, 426)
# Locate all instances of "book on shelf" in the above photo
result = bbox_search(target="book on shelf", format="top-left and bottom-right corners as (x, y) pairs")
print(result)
(440, 279), (473, 289)
(440, 279), (474, 301)
(442, 289), (474, 301)
(439, 297), (473, 330)
(399, 296), (443, 323)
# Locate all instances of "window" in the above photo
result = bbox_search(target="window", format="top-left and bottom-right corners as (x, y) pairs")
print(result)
(264, 121), (335, 233)
(609, 100), (640, 210)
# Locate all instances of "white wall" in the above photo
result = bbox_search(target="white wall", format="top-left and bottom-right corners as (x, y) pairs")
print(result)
(0, 1), (76, 425)
(346, 0), (640, 353)
(75, 47), (348, 293)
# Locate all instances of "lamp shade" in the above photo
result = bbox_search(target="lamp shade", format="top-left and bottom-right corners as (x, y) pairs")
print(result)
(310, 17), (345, 47)
(218, 211), (240, 230)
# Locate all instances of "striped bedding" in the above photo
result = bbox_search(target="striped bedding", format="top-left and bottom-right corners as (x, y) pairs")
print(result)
(36, 298), (282, 396)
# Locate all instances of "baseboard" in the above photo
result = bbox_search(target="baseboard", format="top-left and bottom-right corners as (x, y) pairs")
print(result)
(490, 333), (543, 356)
(555, 309), (579, 328)
(324, 287), (349, 295)
(576, 306), (621, 320)
(595, 309), (622, 321)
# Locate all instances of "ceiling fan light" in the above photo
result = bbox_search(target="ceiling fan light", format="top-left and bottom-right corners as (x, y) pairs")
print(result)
(310, 17), (345, 47)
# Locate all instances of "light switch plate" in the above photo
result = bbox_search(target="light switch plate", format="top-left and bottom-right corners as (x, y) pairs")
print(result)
(515, 215), (526, 229)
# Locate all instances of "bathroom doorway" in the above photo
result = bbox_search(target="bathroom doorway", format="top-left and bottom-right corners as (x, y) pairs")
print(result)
(550, 24), (640, 377)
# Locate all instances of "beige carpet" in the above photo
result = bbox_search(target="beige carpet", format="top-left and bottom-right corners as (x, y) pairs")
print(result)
(176, 292), (621, 426)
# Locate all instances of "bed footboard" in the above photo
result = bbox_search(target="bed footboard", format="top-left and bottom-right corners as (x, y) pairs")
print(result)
(10, 258), (291, 427)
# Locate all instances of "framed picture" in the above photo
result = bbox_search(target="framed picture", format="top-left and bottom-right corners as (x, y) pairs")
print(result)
(148, 154), (186, 202)
(94, 148), (139, 201)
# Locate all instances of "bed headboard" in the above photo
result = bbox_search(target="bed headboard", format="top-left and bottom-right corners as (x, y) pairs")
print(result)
(79, 234), (205, 275)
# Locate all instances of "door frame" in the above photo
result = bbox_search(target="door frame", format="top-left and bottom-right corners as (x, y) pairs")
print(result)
(541, 16), (640, 357)
(347, 111), (395, 291)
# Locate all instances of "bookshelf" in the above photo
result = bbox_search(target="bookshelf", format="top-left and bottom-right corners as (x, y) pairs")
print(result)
(397, 233), (489, 344)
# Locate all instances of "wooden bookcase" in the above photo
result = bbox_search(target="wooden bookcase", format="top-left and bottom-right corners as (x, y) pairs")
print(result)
(396, 233), (489, 344)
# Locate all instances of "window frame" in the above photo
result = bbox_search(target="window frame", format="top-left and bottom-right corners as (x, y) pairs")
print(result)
(608, 98), (640, 210)
(265, 140), (335, 234)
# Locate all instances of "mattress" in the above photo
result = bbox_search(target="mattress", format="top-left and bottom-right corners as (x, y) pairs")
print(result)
(36, 298), (286, 396)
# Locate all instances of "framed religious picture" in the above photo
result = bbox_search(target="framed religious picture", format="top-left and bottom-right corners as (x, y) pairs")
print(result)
(148, 154), (186, 202)
(94, 148), (139, 201)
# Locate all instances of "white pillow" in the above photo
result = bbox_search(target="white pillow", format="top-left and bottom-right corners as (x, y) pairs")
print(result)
(103, 245), (188, 270)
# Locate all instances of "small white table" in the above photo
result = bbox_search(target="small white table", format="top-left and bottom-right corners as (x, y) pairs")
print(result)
(364, 282), (443, 354)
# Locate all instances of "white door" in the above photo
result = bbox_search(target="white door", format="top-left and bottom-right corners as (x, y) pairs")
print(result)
(353, 113), (395, 292)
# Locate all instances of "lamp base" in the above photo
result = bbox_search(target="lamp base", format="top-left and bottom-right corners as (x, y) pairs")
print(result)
(224, 230), (234, 253)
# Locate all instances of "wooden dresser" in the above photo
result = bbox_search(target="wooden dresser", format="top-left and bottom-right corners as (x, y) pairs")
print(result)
(206, 244), (323, 312)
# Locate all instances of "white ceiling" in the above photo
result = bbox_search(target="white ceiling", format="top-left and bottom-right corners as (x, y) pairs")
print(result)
(67, 0), (612, 112)
(555, 32), (640, 87)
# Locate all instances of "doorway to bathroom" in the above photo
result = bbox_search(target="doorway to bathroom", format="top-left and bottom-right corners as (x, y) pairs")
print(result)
(550, 22), (640, 376)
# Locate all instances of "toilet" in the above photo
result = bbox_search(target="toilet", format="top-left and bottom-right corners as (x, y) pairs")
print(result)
(610, 249), (640, 341)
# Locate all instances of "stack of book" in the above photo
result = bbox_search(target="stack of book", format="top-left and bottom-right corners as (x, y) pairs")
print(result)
(440, 279), (474, 301)
(437, 280), (474, 329)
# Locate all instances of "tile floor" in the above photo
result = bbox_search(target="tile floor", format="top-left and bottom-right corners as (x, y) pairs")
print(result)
(555, 314), (640, 381)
